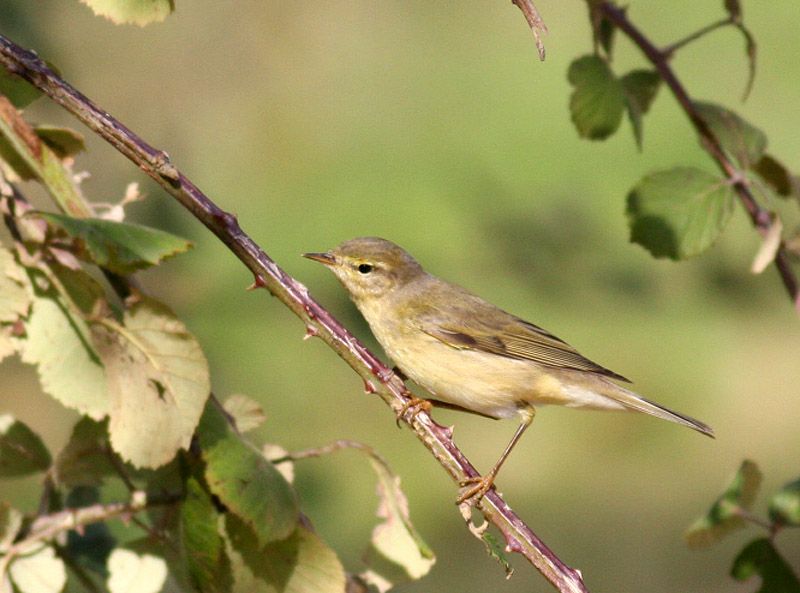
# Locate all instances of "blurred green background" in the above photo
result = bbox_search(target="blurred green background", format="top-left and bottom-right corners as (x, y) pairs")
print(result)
(2, 1), (799, 591)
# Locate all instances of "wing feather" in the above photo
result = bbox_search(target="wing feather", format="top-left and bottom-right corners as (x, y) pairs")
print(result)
(419, 317), (630, 383)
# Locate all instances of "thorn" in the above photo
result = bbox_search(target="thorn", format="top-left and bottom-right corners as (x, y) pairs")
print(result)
(443, 424), (454, 439)
(247, 274), (266, 290)
(303, 325), (318, 340)
(363, 379), (377, 394)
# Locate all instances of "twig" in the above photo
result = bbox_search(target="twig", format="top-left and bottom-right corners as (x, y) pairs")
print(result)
(0, 34), (588, 593)
(661, 17), (731, 58)
(511, 0), (548, 61)
(599, 2), (800, 313)
(271, 438), (384, 464)
(0, 492), (179, 579)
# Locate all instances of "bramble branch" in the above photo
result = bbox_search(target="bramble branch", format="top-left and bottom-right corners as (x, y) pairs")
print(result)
(598, 2), (800, 312)
(0, 34), (587, 593)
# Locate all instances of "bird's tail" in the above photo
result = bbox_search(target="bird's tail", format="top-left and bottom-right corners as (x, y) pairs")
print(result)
(603, 383), (715, 438)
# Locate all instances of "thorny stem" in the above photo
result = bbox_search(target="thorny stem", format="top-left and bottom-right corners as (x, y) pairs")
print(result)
(0, 34), (587, 593)
(599, 2), (800, 313)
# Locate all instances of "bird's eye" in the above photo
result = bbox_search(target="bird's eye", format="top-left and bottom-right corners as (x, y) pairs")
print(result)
(357, 263), (373, 274)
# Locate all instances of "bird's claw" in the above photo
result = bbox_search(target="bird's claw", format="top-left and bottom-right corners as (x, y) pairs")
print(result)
(396, 396), (432, 427)
(456, 474), (496, 505)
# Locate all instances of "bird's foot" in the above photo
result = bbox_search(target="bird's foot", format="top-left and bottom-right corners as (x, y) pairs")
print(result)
(456, 473), (497, 506)
(396, 396), (432, 427)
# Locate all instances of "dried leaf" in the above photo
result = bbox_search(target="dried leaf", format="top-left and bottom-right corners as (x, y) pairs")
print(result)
(79, 0), (175, 26)
(751, 217), (782, 274)
(106, 549), (167, 593)
(8, 544), (66, 593)
(223, 394), (266, 433)
(99, 296), (210, 468)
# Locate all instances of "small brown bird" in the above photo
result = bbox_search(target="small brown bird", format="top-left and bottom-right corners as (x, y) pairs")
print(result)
(304, 237), (714, 503)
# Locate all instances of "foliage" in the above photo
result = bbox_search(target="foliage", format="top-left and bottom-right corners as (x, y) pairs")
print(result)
(0, 71), (432, 592)
(686, 461), (800, 592)
(577, 2), (800, 285)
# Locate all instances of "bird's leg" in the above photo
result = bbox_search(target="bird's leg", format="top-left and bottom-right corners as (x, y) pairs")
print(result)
(457, 406), (536, 505)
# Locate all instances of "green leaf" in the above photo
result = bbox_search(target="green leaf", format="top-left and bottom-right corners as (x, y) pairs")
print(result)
(0, 245), (30, 323)
(769, 478), (800, 527)
(106, 549), (167, 593)
(694, 102), (767, 168)
(180, 478), (233, 593)
(0, 414), (52, 477)
(481, 531), (514, 578)
(0, 502), (23, 552)
(21, 292), (108, 419)
(223, 394), (266, 434)
(620, 70), (660, 150)
(731, 538), (800, 593)
(685, 460), (762, 548)
(224, 516), (346, 593)
(54, 418), (115, 488)
(37, 213), (192, 275)
(0, 66), (43, 108)
(35, 126), (86, 159)
(587, 5), (616, 60)
(567, 55), (625, 140)
(97, 296), (210, 468)
(9, 544), (67, 593)
(79, 0), (175, 26)
(753, 154), (799, 199)
(198, 402), (298, 545)
(627, 167), (736, 260)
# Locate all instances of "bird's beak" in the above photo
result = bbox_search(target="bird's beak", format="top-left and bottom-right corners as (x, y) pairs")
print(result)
(302, 252), (336, 266)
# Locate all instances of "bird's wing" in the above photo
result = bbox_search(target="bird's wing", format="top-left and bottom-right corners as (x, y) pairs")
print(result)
(417, 310), (630, 383)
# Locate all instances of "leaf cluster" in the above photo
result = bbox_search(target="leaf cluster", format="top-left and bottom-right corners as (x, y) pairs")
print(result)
(575, 2), (800, 279)
(685, 460), (800, 592)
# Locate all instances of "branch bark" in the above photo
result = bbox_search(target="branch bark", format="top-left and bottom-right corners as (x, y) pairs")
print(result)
(0, 34), (588, 593)
(0, 492), (179, 579)
(599, 1), (800, 312)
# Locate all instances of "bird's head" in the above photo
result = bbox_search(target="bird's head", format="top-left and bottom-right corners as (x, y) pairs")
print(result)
(303, 237), (424, 301)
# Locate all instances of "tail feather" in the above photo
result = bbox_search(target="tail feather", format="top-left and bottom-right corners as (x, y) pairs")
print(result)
(604, 384), (715, 438)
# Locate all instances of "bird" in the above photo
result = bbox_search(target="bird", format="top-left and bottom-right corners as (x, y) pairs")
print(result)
(304, 237), (714, 503)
